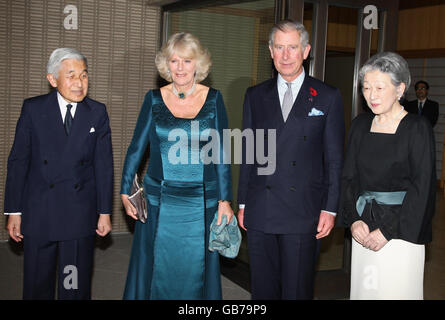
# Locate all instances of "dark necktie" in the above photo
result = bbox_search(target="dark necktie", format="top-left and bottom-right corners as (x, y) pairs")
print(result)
(418, 101), (423, 115)
(64, 104), (73, 135)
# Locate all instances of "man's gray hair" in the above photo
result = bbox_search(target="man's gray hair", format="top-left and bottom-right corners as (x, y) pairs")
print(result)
(269, 19), (309, 50)
(47, 48), (88, 78)
(359, 52), (411, 94)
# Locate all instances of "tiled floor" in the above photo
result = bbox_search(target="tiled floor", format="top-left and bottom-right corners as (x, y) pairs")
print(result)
(0, 233), (251, 300)
(0, 190), (443, 300)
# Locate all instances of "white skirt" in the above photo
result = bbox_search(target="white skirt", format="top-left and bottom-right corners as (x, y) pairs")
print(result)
(350, 238), (425, 300)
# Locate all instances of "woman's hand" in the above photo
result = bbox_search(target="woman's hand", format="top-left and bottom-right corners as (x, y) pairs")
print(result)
(351, 220), (370, 245)
(121, 194), (138, 220)
(363, 228), (388, 251)
(217, 200), (233, 225)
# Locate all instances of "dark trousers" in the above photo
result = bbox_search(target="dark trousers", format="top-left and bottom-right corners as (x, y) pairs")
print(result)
(23, 235), (95, 300)
(247, 229), (320, 300)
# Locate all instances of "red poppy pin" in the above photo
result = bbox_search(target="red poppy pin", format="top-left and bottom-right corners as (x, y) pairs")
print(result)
(310, 87), (318, 96)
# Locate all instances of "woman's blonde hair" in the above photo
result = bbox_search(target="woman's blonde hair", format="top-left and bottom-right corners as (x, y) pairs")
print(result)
(155, 32), (212, 83)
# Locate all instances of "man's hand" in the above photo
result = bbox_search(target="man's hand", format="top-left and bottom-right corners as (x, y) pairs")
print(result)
(316, 210), (335, 239)
(96, 214), (112, 237)
(7, 215), (24, 242)
(363, 228), (388, 251)
(237, 208), (247, 231)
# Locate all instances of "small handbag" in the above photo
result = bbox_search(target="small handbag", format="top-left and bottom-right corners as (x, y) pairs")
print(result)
(209, 214), (242, 258)
(128, 174), (148, 223)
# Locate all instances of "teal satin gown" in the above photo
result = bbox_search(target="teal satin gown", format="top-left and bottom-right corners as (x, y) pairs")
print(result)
(121, 88), (232, 299)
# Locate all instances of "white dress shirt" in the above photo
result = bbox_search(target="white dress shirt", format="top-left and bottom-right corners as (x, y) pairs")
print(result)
(57, 91), (78, 121)
(277, 69), (305, 108)
(4, 92), (77, 216)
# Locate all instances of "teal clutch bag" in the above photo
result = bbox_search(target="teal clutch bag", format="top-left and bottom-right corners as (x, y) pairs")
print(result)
(209, 214), (242, 258)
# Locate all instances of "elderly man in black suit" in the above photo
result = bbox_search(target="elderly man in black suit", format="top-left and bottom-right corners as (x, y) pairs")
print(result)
(405, 80), (439, 128)
(4, 48), (114, 299)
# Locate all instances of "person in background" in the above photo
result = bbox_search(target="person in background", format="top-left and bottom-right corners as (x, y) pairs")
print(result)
(405, 80), (439, 128)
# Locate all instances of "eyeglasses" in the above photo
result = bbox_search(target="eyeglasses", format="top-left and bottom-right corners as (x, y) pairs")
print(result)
(415, 87), (427, 91)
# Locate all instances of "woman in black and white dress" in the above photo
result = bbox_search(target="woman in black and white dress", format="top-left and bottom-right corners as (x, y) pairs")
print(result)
(339, 52), (436, 299)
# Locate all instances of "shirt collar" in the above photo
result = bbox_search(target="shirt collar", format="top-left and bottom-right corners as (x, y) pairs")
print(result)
(277, 69), (305, 88)
(57, 91), (78, 108)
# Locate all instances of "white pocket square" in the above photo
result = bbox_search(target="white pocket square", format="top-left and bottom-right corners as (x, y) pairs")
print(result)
(308, 107), (324, 116)
(89, 127), (95, 133)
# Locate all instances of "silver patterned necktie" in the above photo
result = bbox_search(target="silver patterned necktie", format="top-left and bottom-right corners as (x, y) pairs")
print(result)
(282, 82), (293, 122)
(418, 101), (423, 115)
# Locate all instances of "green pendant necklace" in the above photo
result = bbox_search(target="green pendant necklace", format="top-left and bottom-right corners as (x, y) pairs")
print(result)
(172, 81), (196, 99)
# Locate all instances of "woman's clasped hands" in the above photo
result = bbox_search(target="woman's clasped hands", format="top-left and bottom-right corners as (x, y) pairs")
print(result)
(351, 221), (388, 251)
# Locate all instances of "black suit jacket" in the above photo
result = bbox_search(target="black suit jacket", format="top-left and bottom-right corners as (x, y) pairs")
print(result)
(405, 99), (439, 128)
(4, 90), (114, 241)
(237, 74), (345, 234)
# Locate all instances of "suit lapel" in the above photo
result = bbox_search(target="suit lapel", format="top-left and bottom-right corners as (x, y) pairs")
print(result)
(51, 98), (92, 180)
(65, 100), (91, 148)
(262, 79), (285, 136)
(276, 75), (313, 147)
(42, 90), (67, 151)
(288, 74), (312, 120)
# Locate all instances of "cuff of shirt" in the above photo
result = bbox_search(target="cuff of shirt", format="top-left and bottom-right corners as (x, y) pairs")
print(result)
(238, 206), (336, 216)
(323, 210), (337, 217)
(4, 212), (22, 215)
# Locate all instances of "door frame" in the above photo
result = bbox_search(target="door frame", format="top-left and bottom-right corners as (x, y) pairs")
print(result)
(284, 0), (399, 118)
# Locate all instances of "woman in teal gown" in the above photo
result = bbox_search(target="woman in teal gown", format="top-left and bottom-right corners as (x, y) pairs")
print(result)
(120, 32), (233, 300)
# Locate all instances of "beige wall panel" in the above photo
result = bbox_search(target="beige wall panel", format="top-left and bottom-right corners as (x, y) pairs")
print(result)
(397, 5), (445, 52)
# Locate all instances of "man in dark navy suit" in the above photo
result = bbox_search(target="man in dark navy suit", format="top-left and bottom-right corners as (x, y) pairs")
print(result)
(237, 20), (345, 299)
(4, 48), (113, 299)
(405, 80), (439, 128)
